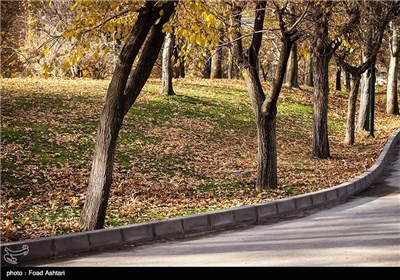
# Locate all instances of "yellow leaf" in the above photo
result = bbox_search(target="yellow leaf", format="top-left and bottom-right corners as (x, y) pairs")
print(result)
(43, 46), (50, 56)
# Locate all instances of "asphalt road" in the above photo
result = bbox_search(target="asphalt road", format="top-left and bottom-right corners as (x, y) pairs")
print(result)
(40, 144), (400, 267)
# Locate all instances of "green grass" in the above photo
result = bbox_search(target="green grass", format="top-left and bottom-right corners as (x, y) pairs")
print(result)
(197, 179), (248, 195)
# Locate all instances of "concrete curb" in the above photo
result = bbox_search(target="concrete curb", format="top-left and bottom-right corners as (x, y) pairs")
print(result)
(2, 128), (399, 265)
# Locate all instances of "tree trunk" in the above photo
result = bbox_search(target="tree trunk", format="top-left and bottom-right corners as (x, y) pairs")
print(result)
(255, 113), (277, 190)
(311, 3), (331, 159)
(345, 71), (351, 92)
(161, 32), (175, 96)
(228, 50), (234, 79)
(312, 54), (330, 158)
(304, 47), (313, 87)
(202, 54), (211, 79)
(345, 74), (361, 145)
(387, 21), (399, 115)
(358, 65), (370, 130)
(335, 66), (341, 91)
(285, 42), (299, 88)
(241, 0), (281, 190)
(79, 1), (175, 231)
(244, 55), (278, 190)
(179, 63), (185, 78)
(210, 46), (222, 79)
(229, 3), (243, 79)
(172, 46), (185, 78)
(260, 63), (269, 82)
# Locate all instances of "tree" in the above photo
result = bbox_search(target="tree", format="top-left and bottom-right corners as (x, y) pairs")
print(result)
(161, 32), (175, 96)
(335, 65), (342, 91)
(387, 21), (399, 115)
(79, 1), (176, 230)
(304, 46), (314, 86)
(0, 1), (26, 77)
(345, 70), (351, 92)
(358, 50), (372, 130)
(357, 1), (400, 130)
(285, 42), (299, 88)
(335, 1), (399, 145)
(227, 2), (243, 79)
(311, 1), (335, 159)
(202, 55), (211, 78)
(234, 0), (306, 189)
(210, 32), (223, 79)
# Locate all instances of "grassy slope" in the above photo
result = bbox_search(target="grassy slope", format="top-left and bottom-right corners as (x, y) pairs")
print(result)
(1, 78), (399, 241)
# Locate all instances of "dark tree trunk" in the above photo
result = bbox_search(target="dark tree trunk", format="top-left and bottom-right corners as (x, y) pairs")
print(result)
(242, 2), (292, 189)
(387, 21), (399, 115)
(202, 55), (211, 79)
(178, 63), (185, 78)
(335, 66), (341, 91)
(311, 2), (332, 159)
(285, 42), (299, 88)
(211, 46), (222, 79)
(345, 71), (351, 92)
(161, 32), (175, 96)
(304, 47), (314, 87)
(234, 0), (301, 189)
(172, 45), (185, 78)
(345, 74), (361, 145)
(244, 41), (292, 189)
(79, 2), (175, 231)
(244, 61), (277, 189)
(240, 0), (278, 190)
(312, 54), (330, 158)
(260, 63), (269, 82)
(228, 50), (234, 79)
(229, 3), (243, 79)
(255, 111), (277, 190)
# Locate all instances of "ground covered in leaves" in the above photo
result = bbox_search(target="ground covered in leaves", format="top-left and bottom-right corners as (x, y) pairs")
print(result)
(1, 78), (399, 242)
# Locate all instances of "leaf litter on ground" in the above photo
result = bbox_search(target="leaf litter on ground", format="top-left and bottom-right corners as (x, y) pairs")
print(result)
(1, 78), (399, 242)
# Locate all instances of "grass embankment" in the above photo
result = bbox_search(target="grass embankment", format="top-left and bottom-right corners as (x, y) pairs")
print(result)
(1, 78), (399, 241)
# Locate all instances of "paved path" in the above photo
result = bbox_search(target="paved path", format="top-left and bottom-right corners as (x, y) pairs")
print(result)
(41, 144), (400, 267)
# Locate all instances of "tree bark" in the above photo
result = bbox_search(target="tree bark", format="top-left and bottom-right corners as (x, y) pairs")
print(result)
(358, 62), (370, 131)
(202, 53), (211, 79)
(240, 0), (281, 190)
(228, 50), (234, 79)
(387, 21), (399, 115)
(311, 2), (332, 159)
(161, 32), (175, 96)
(244, 40), (292, 190)
(210, 45), (223, 79)
(335, 66), (341, 91)
(304, 47), (314, 87)
(79, 1), (175, 231)
(229, 3), (243, 79)
(234, 0), (300, 189)
(312, 54), (330, 158)
(345, 70), (351, 92)
(285, 42), (299, 88)
(244, 63), (278, 190)
(345, 74), (361, 145)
